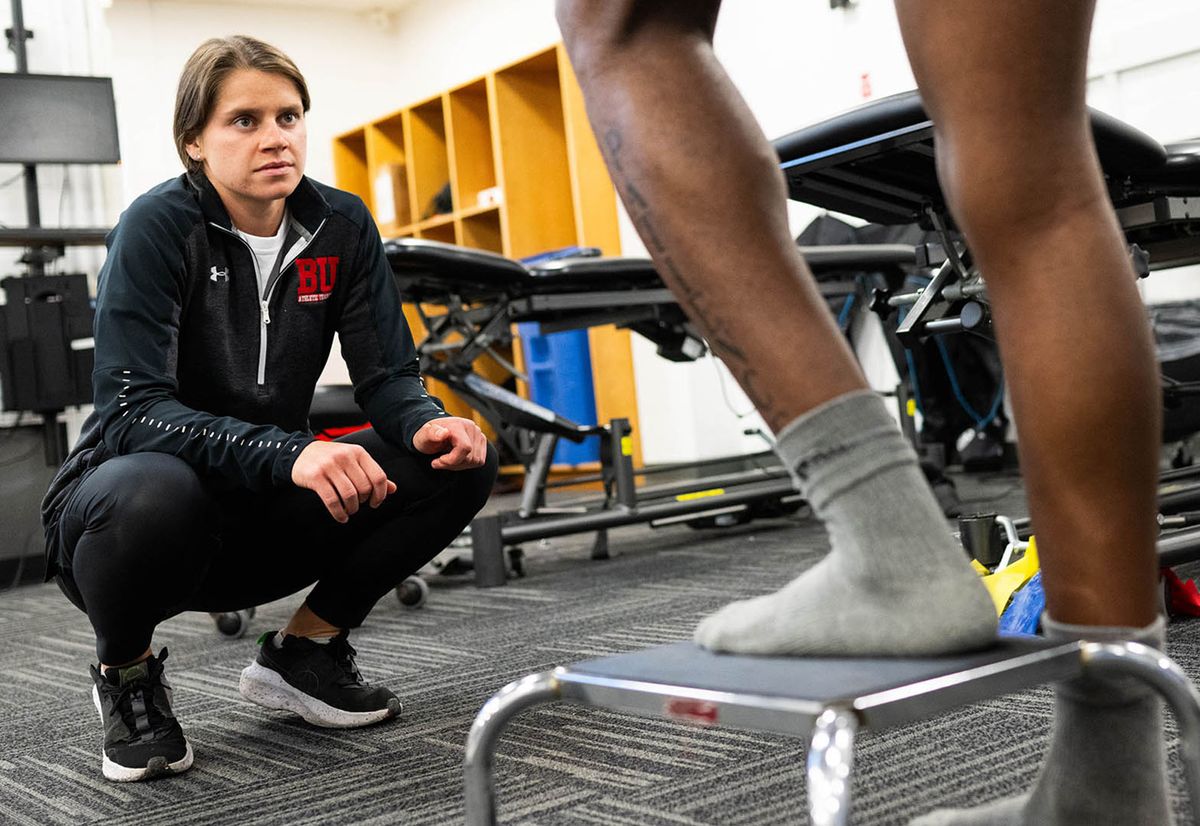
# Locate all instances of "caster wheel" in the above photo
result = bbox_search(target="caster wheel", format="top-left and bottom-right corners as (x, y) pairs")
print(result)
(213, 609), (252, 639)
(396, 575), (429, 609)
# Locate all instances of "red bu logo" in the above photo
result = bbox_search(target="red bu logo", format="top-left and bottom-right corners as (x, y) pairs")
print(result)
(297, 257), (338, 303)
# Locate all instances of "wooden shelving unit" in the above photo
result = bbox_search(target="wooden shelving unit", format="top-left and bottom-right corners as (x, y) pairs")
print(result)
(333, 44), (642, 468)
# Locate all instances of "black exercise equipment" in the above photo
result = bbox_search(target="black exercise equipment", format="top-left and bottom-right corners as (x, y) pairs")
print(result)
(385, 238), (920, 586)
(774, 89), (1200, 567)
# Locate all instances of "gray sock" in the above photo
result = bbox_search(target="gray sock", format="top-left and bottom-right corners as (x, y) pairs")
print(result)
(694, 390), (996, 656)
(911, 614), (1169, 825)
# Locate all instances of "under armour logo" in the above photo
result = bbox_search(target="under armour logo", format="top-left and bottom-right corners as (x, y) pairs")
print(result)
(210, 267), (229, 283)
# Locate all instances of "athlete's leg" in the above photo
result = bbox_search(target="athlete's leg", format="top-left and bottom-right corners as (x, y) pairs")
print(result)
(895, 2), (1165, 822)
(557, 0), (996, 656)
(897, 0), (1159, 629)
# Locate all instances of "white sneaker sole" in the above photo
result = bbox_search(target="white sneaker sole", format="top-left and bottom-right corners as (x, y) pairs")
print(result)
(92, 685), (194, 782)
(238, 661), (401, 728)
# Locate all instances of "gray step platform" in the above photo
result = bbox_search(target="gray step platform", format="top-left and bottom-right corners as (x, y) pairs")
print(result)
(465, 639), (1200, 825)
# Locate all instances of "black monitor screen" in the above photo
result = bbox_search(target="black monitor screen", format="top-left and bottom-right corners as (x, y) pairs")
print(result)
(0, 73), (120, 164)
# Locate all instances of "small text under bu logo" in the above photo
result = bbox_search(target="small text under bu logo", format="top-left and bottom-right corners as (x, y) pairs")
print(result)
(210, 267), (229, 283)
(297, 257), (338, 303)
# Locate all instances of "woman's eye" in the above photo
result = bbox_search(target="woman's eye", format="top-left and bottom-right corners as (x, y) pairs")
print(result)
(234, 116), (253, 128)
(281, 112), (298, 125)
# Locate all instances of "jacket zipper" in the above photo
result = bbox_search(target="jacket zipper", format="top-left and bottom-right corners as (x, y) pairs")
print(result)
(211, 218), (327, 387)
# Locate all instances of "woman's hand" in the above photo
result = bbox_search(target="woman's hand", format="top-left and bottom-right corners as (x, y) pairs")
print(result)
(291, 441), (396, 523)
(412, 417), (489, 470)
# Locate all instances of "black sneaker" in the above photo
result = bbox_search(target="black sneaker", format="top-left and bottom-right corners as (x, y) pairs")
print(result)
(238, 630), (401, 728)
(90, 648), (193, 782)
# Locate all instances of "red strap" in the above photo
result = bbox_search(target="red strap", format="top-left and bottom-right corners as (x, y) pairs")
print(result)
(1162, 567), (1200, 617)
(313, 423), (372, 442)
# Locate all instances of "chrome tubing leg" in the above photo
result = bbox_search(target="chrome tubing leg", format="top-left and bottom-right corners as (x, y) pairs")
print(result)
(1083, 641), (1200, 826)
(807, 707), (859, 826)
(464, 670), (562, 826)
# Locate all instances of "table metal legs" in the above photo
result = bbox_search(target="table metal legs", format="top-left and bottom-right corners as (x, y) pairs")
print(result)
(807, 707), (859, 826)
(462, 643), (1200, 825)
(464, 671), (561, 826)
(1083, 641), (1200, 826)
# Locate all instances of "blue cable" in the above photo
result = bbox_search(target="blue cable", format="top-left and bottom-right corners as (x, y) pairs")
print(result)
(905, 348), (925, 416)
(896, 303), (926, 416)
(934, 334), (1004, 430)
(836, 292), (856, 332)
(896, 273), (1003, 429)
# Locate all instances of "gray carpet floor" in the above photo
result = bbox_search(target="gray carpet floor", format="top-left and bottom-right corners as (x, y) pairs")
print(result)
(1, 469), (1198, 825)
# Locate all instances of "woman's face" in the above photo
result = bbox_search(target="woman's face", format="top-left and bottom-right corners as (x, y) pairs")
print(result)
(187, 68), (307, 217)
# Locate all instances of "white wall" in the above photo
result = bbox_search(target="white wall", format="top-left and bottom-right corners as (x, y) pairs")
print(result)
(102, 0), (412, 200)
(366, 0), (559, 107)
(1089, 0), (1200, 305)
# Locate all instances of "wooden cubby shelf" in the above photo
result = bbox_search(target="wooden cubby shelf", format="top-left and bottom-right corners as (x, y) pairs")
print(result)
(333, 44), (643, 468)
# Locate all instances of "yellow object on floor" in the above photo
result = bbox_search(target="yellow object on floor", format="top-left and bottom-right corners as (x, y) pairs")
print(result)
(979, 537), (1040, 616)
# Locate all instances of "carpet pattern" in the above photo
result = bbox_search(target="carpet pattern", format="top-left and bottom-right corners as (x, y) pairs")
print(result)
(1, 471), (1197, 825)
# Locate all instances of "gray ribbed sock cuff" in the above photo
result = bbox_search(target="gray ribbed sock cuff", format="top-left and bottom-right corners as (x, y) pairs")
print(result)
(1043, 613), (1166, 703)
(1042, 613), (1164, 646)
(775, 390), (917, 508)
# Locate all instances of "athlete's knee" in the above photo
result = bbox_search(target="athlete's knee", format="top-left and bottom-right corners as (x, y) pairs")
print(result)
(934, 120), (1104, 246)
(100, 454), (209, 540)
(558, 1), (634, 75)
(557, 0), (714, 75)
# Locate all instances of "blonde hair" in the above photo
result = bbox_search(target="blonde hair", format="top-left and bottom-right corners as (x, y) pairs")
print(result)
(173, 35), (310, 174)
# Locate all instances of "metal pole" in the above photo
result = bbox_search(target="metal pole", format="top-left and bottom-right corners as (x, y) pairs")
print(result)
(470, 514), (508, 588)
(8, 0), (44, 273)
(9, 0), (29, 71)
(610, 418), (636, 510)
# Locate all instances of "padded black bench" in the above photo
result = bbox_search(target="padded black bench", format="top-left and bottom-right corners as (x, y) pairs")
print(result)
(387, 238), (917, 305)
(774, 89), (1168, 226)
(384, 237), (921, 451)
(772, 90), (1200, 345)
(383, 238), (927, 586)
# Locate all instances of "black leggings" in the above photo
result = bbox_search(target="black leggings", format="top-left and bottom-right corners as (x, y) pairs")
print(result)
(51, 429), (497, 664)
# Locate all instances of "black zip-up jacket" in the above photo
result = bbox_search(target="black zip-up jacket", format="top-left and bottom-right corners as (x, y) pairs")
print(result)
(40, 172), (447, 578)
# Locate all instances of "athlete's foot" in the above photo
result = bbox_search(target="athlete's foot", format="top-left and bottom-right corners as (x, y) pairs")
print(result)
(694, 553), (997, 657)
(697, 391), (999, 658)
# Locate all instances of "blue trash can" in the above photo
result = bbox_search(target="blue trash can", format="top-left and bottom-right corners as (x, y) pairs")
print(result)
(517, 322), (599, 464)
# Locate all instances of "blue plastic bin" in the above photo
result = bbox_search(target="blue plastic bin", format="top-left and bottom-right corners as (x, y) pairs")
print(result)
(516, 322), (599, 464)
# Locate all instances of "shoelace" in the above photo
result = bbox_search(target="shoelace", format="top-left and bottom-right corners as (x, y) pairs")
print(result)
(104, 678), (168, 742)
(328, 637), (365, 687)
(102, 649), (172, 741)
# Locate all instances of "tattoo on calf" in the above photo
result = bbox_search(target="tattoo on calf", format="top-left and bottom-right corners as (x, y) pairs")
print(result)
(600, 125), (781, 422)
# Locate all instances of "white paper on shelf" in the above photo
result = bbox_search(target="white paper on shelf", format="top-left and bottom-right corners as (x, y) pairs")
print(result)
(476, 186), (503, 208)
(373, 167), (397, 225)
